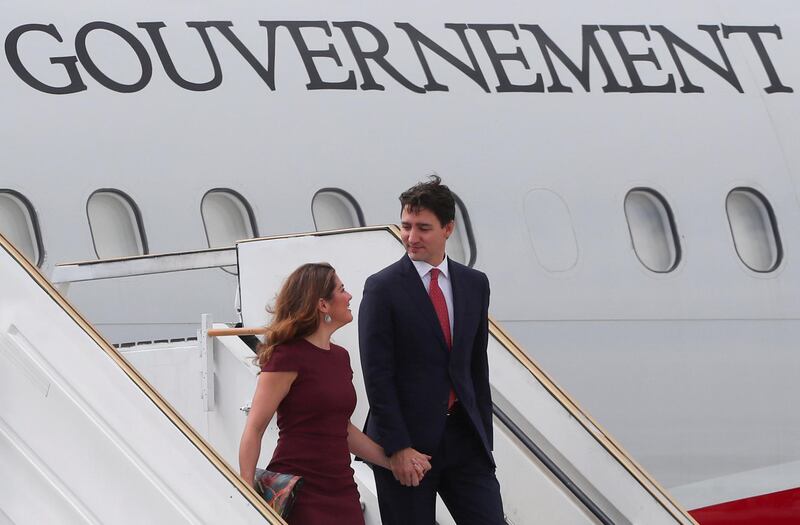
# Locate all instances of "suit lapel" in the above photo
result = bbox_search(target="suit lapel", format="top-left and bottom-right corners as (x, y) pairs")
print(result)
(400, 256), (448, 351)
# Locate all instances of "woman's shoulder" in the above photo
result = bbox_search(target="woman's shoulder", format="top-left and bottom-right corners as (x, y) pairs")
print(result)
(331, 343), (352, 364)
(260, 340), (308, 372)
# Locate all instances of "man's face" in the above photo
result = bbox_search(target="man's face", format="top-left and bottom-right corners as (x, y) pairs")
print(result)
(400, 206), (454, 266)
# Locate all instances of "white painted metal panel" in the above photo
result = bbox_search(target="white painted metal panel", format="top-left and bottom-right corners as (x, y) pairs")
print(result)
(121, 342), (208, 436)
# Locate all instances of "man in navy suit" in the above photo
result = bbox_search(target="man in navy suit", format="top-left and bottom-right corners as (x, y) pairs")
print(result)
(359, 176), (504, 524)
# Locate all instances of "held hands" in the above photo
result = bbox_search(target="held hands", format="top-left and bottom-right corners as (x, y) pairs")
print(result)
(388, 447), (432, 487)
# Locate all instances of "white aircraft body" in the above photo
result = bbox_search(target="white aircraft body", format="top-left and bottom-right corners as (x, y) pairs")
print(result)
(1, 1), (799, 523)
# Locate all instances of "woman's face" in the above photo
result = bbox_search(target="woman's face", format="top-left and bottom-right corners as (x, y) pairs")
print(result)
(325, 274), (353, 327)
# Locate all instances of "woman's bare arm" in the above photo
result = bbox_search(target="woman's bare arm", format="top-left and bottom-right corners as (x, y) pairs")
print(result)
(346, 422), (391, 469)
(239, 371), (297, 486)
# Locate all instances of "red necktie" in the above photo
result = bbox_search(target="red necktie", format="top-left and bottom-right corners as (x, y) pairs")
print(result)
(429, 268), (456, 410)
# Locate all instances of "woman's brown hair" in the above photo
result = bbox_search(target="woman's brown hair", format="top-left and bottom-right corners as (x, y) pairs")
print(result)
(256, 262), (337, 367)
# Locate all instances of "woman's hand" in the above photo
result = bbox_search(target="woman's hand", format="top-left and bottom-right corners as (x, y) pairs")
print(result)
(388, 448), (433, 487)
(410, 450), (433, 478)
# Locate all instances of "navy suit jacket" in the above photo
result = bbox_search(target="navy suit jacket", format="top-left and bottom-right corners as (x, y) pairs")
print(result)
(359, 255), (494, 465)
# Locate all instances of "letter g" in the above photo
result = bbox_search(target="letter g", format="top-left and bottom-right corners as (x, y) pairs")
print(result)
(5, 24), (87, 95)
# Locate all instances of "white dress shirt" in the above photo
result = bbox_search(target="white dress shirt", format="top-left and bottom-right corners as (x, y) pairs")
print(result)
(411, 255), (454, 337)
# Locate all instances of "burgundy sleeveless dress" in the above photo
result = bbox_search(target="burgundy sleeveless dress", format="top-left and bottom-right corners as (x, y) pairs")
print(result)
(261, 338), (365, 525)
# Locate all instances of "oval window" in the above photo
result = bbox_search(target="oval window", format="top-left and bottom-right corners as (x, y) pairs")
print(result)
(0, 190), (44, 266)
(201, 189), (258, 247)
(624, 189), (680, 272)
(523, 189), (578, 272)
(448, 194), (477, 267)
(311, 189), (365, 231)
(726, 188), (781, 272)
(87, 190), (148, 259)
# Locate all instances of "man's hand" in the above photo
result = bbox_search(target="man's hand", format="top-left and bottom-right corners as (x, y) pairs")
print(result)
(389, 448), (433, 487)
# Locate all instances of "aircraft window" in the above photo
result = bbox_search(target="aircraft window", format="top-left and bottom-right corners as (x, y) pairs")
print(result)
(523, 189), (578, 272)
(201, 189), (258, 247)
(87, 189), (148, 259)
(624, 189), (680, 272)
(0, 190), (44, 267)
(726, 188), (782, 272)
(448, 194), (477, 267)
(311, 189), (366, 231)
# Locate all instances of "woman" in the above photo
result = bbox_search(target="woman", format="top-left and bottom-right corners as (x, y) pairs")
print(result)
(239, 262), (431, 524)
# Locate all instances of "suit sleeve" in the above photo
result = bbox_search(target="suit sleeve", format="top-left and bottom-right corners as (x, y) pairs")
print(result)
(472, 273), (494, 450)
(359, 275), (413, 456)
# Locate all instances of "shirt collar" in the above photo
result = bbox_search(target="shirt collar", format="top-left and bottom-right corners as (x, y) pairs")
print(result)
(411, 255), (450, 281)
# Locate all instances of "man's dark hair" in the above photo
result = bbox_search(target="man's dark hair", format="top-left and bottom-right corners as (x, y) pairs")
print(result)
(399, 175), (455, 226)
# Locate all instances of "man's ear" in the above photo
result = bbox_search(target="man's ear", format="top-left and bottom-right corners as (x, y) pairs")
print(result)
(444, 220), (455, 239)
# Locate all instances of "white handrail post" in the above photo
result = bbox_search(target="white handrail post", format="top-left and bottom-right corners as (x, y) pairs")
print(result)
(200, 314), (215, 411)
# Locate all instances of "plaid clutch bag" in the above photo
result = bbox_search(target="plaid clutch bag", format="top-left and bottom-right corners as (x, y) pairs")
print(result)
(254, 468), (304, 519)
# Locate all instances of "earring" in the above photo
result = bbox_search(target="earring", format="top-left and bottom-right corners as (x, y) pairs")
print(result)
(324, 314), (332, 323)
